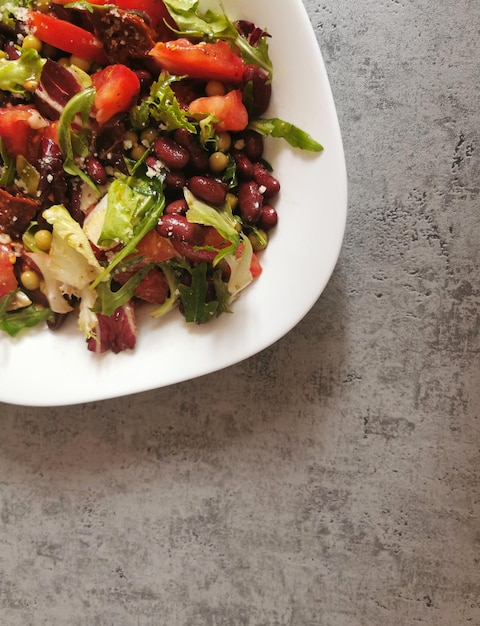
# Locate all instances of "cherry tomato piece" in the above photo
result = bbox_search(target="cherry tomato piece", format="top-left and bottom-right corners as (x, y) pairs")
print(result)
(189, 89), (248, 132)
(149, 39), (245, 83)
(0, 106), (48, 158)
(91, 65), (141, 125)
(26, 11), (108, 64)
(0, 242), (18, 299)
(136, 229), (176, 263)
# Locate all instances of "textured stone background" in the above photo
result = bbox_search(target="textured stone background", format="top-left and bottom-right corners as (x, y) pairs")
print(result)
(1, 1), (480, 624)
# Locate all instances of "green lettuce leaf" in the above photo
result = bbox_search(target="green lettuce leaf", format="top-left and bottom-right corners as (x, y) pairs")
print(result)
(225, 233), (253, 297)
(248, 118), (324, 152)
(91, 173), (166, 288)
(184, 188), (239, 245)
(43, 204), (102, 291)
(162, 0), (272, 75)
(0, 47), (45, 94)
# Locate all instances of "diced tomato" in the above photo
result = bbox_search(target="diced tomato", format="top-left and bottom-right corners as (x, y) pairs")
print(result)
(136, 229), (175, 263)
(189, 89), (248, 132)
(0, 242), (18, 299)
(134, 268), (169, 304)
(203, 226), (232, 251)
(236, 242), (262, 278)
(0, 105), (48, 158)
(91, 65), (140, 125)
(149, 39), (245, 83)
(26, 11), (108, 64)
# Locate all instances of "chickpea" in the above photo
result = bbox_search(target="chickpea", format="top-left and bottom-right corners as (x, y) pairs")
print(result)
(34, 229), (52, 251)
(205, 80), (226, 97)
(131, 144), (147, 161)
(21, 270), (41, 291)
(217, 132), (232, 152)
(34, 0), (51, 12)
(22, 35), (42, 52)
(70, 55), (91, 72)
(123, 130), (139, 150)
(209, 151), (229, 173)
(248, 229), (268, 251)
(140, 127), (158, 147)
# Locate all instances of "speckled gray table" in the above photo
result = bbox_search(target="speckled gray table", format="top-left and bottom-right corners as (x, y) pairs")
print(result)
(1, 1), (479, 624)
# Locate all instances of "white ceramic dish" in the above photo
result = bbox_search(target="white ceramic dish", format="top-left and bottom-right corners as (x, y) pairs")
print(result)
(1, 0), (347, 407)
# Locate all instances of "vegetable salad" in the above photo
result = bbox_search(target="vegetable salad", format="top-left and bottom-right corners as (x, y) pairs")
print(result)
(0, 0), (322, 353)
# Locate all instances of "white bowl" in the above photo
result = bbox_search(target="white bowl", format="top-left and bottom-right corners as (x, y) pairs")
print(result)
(1, 0), (347, 406)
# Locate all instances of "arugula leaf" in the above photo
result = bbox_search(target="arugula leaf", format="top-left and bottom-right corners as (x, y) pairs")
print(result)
(58, 86), (98, 191)
(248, 118), (324, 152)
(0, 290), (53, 337)
(94, 265), (151, 316)
(130, 72), (196, 132)
(162, 0), (272, 75)
(177, 262), (218, 323)
(0, 48), (45, 95)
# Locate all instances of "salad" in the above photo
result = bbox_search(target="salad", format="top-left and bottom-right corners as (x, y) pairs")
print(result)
(0, 0), (322, 353)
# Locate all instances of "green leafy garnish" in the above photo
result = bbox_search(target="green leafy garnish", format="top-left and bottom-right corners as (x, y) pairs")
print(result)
(0, 138), (15, 186)
(58, 86), (98, 191)
(0, 290), (53, 337)
(0, 48), (45, 95)
(177, 262), (218, 323)
(162, 0), (272, 75)
(248, 118), (324, 152)
(130, 72), (196, 132)
(94, 265), (151, 316)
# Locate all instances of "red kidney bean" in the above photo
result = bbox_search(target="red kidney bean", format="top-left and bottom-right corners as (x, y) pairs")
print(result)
(188, 175), (227, 206)
(231, 149), (253, 179)
(242, 130), (264, 162)
(238, 181), (263, 225)
(85, 156), (107, 186)
(157, 214), (205, 246)
(165, 198), (188, 215)
(242, 65), (272, 117)
(174, 128), (209, 171)
(154, 136), (190, 169)
(253, 163), (280, 199)
(165, 169), (186, 190)
(259, 204), (278, 231)
(134, 69), (153, 93)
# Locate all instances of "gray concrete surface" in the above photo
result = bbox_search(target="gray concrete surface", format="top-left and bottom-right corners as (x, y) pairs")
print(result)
(1, 1), (480, 624)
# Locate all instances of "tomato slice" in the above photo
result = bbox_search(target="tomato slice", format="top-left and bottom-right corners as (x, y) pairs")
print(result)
(188, 89), (248, 132)
(0, 242), (18, 299)
(0, 105), (48, 157)
(26, 11), (108, 64)
(149, 39), (245, 83)
(91, 65), (141, 125)
(136, 229), (175, 263)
